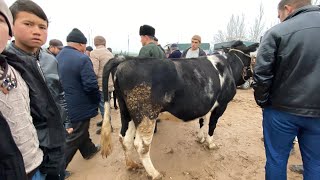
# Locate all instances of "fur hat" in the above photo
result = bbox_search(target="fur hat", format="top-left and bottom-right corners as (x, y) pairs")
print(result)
(67, 28), (87, 44)
(139, 25), (155, 37)
(0, 0), (13, 37)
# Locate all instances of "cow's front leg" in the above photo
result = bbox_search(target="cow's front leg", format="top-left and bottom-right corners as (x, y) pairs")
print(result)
(119, 120), (142, 170)
(134, 117), (162, 180)
(206, 104), (228, 150)
(197, 113), (211, 143)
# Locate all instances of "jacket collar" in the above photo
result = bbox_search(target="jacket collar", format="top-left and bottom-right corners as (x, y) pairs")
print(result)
(9, 41), (42, 58)
(285, 5), (320, 21)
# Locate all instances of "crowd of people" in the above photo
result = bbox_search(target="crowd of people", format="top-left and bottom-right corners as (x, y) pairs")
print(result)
(0, 0), (319, 180)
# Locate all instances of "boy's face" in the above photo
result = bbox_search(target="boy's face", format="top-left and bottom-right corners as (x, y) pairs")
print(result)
(12, 11), (48, 53)
(0, 14), (10, 53)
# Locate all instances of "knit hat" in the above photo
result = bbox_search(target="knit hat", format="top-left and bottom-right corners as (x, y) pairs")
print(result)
(49, 39), (63, 49)
(66, 28), (87, 44)
(0, 0), (13, 37)
(139, 25), (155, 37)
(192, 35), (201, 43)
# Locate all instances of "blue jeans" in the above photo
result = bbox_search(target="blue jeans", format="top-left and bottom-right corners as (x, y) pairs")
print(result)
(263, 107), (320, 180)
(32, 169), (46, 180)
(99, 91), (111, 120)
(99, 91), (105, 117)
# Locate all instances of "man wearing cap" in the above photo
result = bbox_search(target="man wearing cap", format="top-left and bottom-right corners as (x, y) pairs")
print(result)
(138, 24), (165, 58)
(47, 39), (64, 56)
(181, 35), (206, 58)
(168, 43), (182, 58)
(56, 28), (101, 170)
(85, 46), (93, 56)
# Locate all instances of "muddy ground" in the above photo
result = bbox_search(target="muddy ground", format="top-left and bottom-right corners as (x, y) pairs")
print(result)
(68, 89), (303, 180)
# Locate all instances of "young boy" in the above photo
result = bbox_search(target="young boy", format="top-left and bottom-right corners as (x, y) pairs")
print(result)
(0, 0), (42, 179)
(6, 0), (72, 179)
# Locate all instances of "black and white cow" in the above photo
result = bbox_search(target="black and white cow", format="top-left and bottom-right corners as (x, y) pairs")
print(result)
(100, 41), (259, 179)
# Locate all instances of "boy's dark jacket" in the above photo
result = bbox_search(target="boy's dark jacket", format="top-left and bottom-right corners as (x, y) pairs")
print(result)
(3, 49), (66, 175)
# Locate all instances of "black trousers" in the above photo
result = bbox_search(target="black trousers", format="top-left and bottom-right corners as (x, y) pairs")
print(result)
(65, 119), (96, 168)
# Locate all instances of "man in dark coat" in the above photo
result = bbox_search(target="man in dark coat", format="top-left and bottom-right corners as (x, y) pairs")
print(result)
(253, 0), (320, 179)
(168, 43), (182, 58)
(56, 28), (101, 170)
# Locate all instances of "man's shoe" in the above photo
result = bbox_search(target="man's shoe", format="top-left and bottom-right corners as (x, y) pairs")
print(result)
(84, 145), (101, 160)
(289, 165), (304, 174)
(96, 120), (103, 127)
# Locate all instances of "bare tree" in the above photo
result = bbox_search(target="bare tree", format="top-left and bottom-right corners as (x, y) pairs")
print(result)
(214, 14), (247, 43)
(248, 3), (265, 42)
(313, 0), (319, 5)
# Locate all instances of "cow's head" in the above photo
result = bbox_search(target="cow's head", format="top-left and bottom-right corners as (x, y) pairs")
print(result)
(227, 41), (259, 85)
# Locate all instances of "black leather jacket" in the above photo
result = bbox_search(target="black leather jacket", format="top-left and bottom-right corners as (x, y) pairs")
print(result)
(253, 5), (320, 117)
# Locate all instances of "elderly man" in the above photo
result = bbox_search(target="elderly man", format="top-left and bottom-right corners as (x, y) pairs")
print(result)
(56, 28), (100, 172)
(168, 43), (182, 58)
(253, 0), (320, 179)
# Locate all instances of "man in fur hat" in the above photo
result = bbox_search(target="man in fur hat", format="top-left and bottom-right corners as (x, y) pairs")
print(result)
(138, 24), (165, 58)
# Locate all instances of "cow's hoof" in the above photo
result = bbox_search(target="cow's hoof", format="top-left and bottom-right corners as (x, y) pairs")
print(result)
(208, 143), (219, 150)
(152, 173), (163, 180)
(197, 137), (205, 144)
(126, 160), (143, 171)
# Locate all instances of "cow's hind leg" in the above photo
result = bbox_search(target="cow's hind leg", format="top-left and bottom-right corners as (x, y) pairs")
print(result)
(117, 94), (142, 170)
(134, 117), (161, 180)
(206, 104), (228, 150)
(119, 120), (143, 170)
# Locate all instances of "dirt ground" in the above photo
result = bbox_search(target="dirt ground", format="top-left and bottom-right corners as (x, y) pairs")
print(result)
(67, 89), (303, 180)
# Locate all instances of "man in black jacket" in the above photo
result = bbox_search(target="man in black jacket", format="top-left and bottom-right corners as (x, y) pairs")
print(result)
(253, 0), (320, 179)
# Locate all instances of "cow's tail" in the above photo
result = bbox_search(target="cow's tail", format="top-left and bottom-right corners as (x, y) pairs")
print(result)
(101, 56), (125, 158)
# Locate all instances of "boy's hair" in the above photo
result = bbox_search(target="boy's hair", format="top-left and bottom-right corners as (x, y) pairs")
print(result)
(278, 0), (311, 10)
(9, 0), (49, 25)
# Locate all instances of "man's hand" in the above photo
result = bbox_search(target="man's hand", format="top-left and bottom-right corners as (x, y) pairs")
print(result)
(66, 128), (73, 134)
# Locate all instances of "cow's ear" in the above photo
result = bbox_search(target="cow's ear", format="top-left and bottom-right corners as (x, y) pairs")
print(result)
(231, 40), (244, 48)
(246, 43), (259, 53)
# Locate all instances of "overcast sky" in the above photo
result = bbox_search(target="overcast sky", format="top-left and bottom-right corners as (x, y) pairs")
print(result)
(5, 0), (280, 53)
